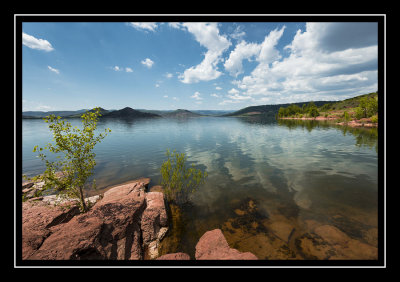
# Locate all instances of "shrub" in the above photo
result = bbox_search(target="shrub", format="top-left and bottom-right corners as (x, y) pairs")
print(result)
(343, 111), (351, 123)
(160, 149), (207, 205)
(354, 107), (365, 120)
(370, 115), (378, 123)
(308, 107), (320, 118)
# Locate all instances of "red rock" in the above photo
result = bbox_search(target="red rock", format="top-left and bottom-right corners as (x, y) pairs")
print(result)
(195, 229), (258, 260)
(156, 252), (191, 260)
(22, 200), (80, 259)
(25, 180), (147, 260)
(141, 192), (168, 246)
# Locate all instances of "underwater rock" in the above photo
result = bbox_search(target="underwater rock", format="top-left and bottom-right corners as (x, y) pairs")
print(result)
(195, 229), (258, 260)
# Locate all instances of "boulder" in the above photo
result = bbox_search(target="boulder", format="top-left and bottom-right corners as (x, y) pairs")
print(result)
(141, 192), (169, 259)
(22, 200), (80, 259)
(26, 180), (148, 260)
(195, 229), (258, 260)
(141, 192), (168, 245)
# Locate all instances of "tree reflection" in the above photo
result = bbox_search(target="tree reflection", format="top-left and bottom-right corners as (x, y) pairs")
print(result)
(277, 119), (378, 152)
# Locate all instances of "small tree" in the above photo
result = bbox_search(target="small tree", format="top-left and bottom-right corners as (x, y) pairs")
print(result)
(355, 96), (378, 119)
(308, 107), (320, 118)
(32, 107), (111, 212)
(160, 149), (207, 205)
(342, 111), (351, 123)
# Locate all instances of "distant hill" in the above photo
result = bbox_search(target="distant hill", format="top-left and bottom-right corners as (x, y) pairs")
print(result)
(191, 110), (235, 116)
(67, 107), (110, 118)
(223, 101), (334, 117)
(322, 92), (378, 111)
(162, 109), (203, 118)
(101, 107), (161, 119)
(136, 109), (173, 115)
(22, 109), (89, 119)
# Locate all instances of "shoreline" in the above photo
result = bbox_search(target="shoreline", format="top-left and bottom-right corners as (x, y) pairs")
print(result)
(278, 116), (378, 128)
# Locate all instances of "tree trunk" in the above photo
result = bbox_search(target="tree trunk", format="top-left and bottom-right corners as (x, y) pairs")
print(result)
(79, 186), (88, 212)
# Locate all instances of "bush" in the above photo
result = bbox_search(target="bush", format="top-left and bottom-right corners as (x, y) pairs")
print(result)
(160, 149), (207, 205)
(356, 96), (378, 119)
(370, 115), (378, 123)
(308, 107), (320, 118)
(354, 107), (365, 120)
(343, 111), (351, 122)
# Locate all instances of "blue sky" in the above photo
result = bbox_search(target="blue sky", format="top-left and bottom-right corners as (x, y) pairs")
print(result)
(22, 21), (378, 111)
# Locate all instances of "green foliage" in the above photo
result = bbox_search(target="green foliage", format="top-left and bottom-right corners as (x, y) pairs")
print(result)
(342, 111), (351, 123)
(370, 115), (378, 123)
(31, 107), (111, 212)
(160, 149), (207, 205)
(354, 96), (378, 119)
(278, 101), (319, 118)
(319, 103), (332, 112)
(308, 106), (320, 118)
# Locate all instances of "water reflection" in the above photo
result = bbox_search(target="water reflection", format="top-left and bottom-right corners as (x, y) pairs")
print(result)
(277, 118), (378, 152)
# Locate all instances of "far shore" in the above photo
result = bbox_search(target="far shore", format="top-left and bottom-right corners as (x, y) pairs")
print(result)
(278, 116), (378, 128)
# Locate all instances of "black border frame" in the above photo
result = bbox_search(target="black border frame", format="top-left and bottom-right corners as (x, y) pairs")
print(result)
(15, 14), (385, 268)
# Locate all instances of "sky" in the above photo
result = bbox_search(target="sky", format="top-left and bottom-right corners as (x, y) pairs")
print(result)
(22, 21), (378, 111)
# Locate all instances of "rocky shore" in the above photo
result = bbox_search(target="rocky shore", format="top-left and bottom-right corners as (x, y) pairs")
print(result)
(22, 178), (258, 260)
(279, 116), (378, 128)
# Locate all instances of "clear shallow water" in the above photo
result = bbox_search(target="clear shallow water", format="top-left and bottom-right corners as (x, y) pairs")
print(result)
(22, 116), (378, 260)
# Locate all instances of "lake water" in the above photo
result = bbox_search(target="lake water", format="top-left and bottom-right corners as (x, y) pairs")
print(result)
(22, 116), (379, 260)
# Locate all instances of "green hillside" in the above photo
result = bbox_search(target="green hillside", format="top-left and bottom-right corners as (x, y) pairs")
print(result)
(224, 101), (333, 118)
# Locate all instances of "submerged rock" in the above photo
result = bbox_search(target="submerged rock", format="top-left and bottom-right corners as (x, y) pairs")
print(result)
(195, 229), (258, 260)
(295, 224), (378, 260)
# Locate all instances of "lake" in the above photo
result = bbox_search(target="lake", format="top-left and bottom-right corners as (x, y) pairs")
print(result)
(22, 116), (379, 260)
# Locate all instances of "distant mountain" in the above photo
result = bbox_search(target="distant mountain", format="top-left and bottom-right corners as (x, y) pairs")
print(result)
(101, 107), (161, 119)
(162, 109), (203, 118)
(22, 109), (89, 119)
(67, 107), (110, 118)
(223, 101), (336, 117)
(191, 110), (235, 116)
(136, 109), (173, 115)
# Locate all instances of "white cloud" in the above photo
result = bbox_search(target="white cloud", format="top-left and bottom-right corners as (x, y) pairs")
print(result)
(230, 25), (246, 41)
(215, 86), (222, 90)
(228, 88), (240, 95)
(23, 32), (54, 52)
(179, 23), (231, 83)
(224, 41), (261, 77)
(125, 67), (133, 72)
(163, 95), (168, 98)
(230, 23), (378, 104)
(36, 104), (52, 110)
(155, 83), (160, 88)
(211, 93), (220, 98)
(227, 93), (252, 101)
(141, 58), (154, 68)
(113, 66), (121, 71)
(47, 66), (60, 74)
(191, 91), (203, 100)
(172, 97), (179, 101)
(128, 22), (158, 32)
(165, 72), (173, 78)
(168, 22), (184, 30)
(23, 100), (52, 111)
